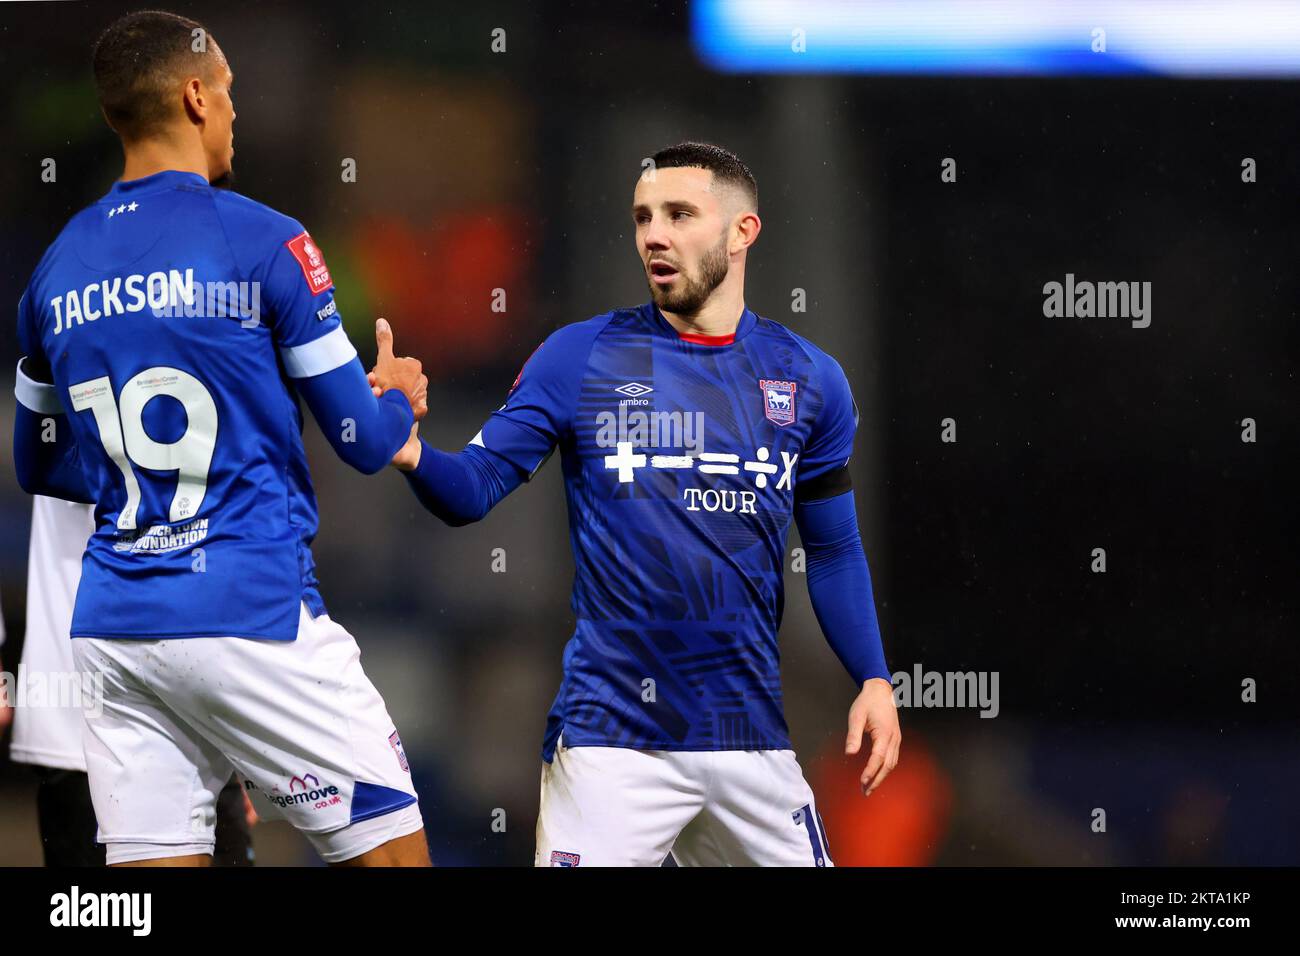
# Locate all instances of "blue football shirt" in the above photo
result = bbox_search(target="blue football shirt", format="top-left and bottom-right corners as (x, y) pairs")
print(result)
(468, 303), (860, 756)
(17, 170), (361, 640)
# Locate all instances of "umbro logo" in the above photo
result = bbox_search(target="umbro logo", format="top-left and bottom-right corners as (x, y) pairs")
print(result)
(614, 382), (653, 398)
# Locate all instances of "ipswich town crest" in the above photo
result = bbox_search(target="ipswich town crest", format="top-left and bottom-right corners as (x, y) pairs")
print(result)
(759, 379), (797, 426)
(388, 731), (410, 772)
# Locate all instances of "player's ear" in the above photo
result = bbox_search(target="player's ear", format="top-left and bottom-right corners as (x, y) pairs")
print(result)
(182, 76), (206, 125)
(98, 106), (118, 136)
(731, 209), (761, 254)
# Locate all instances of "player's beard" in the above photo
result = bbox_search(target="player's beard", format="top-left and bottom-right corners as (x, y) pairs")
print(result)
(210, 169), (236, 190)
(647, 231), (730, 316)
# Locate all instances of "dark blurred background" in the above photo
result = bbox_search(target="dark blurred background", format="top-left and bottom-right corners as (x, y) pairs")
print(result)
(0, 0), (1296, 865)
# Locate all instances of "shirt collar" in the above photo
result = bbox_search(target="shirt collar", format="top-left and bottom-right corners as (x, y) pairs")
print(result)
(107, 169), (211, 197)
(649, 302), (756, 345)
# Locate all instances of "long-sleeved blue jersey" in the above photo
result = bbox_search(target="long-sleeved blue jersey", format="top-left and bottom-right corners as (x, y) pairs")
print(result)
(14, 169), (413, 641)
(405, 303), (890, 758)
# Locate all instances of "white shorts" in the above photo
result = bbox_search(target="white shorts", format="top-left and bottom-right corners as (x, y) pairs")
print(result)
(72, 603), (423, 865)
(535, 737), (833, 867)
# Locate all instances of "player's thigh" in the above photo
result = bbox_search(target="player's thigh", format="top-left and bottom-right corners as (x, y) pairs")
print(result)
(330, 821), (429, 867)
(672, 750), (833, 867)
(72, 637), (235, 865)
(150, 605), (422, 863)
(535, 740), (705, 867)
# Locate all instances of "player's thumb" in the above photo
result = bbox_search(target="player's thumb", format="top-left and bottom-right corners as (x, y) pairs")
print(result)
(375, 317), (395, 361)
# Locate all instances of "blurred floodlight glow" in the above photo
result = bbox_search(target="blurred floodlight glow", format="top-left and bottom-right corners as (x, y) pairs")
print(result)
(692, 1), (1300, 76)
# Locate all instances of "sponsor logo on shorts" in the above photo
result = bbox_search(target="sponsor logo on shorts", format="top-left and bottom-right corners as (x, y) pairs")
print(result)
(265, 772), (342, 811)
(550, 850), (581, 867)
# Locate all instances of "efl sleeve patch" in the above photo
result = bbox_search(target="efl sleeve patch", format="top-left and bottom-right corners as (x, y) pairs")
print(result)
(285, 232), (334, 295)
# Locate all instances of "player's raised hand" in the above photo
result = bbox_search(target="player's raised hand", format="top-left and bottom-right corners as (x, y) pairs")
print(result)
(367, 369), (428, 459)
(371, 318), (428, 420)
(845, 677), (901, 797)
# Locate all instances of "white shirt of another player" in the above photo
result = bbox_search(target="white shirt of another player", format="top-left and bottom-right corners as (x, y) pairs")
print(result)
(8, 496), (96, 771)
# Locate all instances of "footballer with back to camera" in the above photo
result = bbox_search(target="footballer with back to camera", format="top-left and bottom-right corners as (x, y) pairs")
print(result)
(12, 9), (433, 866)
(369, 143), (903, 866)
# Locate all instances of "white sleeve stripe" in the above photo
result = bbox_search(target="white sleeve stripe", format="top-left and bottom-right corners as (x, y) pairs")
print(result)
(14, 359), (63, 415)
(279, 325), (358, 378)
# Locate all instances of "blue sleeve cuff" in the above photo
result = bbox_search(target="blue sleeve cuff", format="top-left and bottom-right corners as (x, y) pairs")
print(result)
(14, 358), (62, 414)
(295, 358), (413, 474)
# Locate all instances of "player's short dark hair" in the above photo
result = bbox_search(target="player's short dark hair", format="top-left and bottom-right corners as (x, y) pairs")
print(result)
(651, 142), (758, 210)
(92, 9), (220, 140)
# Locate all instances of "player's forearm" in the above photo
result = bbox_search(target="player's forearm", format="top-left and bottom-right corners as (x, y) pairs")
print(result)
(13, 359), (94, 503)
(403, 439), (518, 526)
(795, 490), (890, 685)
(296, 358), (415, 475)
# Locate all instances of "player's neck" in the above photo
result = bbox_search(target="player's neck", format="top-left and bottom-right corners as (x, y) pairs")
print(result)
(119, 132), (210, 185)
(659, 284), (747, 339)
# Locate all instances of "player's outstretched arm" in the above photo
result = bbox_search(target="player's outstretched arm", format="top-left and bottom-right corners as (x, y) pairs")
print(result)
(386, 429), (523, 527)
(13, 356), (94, 503)
(369, 321), (587, 527)
(366, 317), (524, 526)
(794, 486), (901, 796)
(293, 319), (426, 476)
